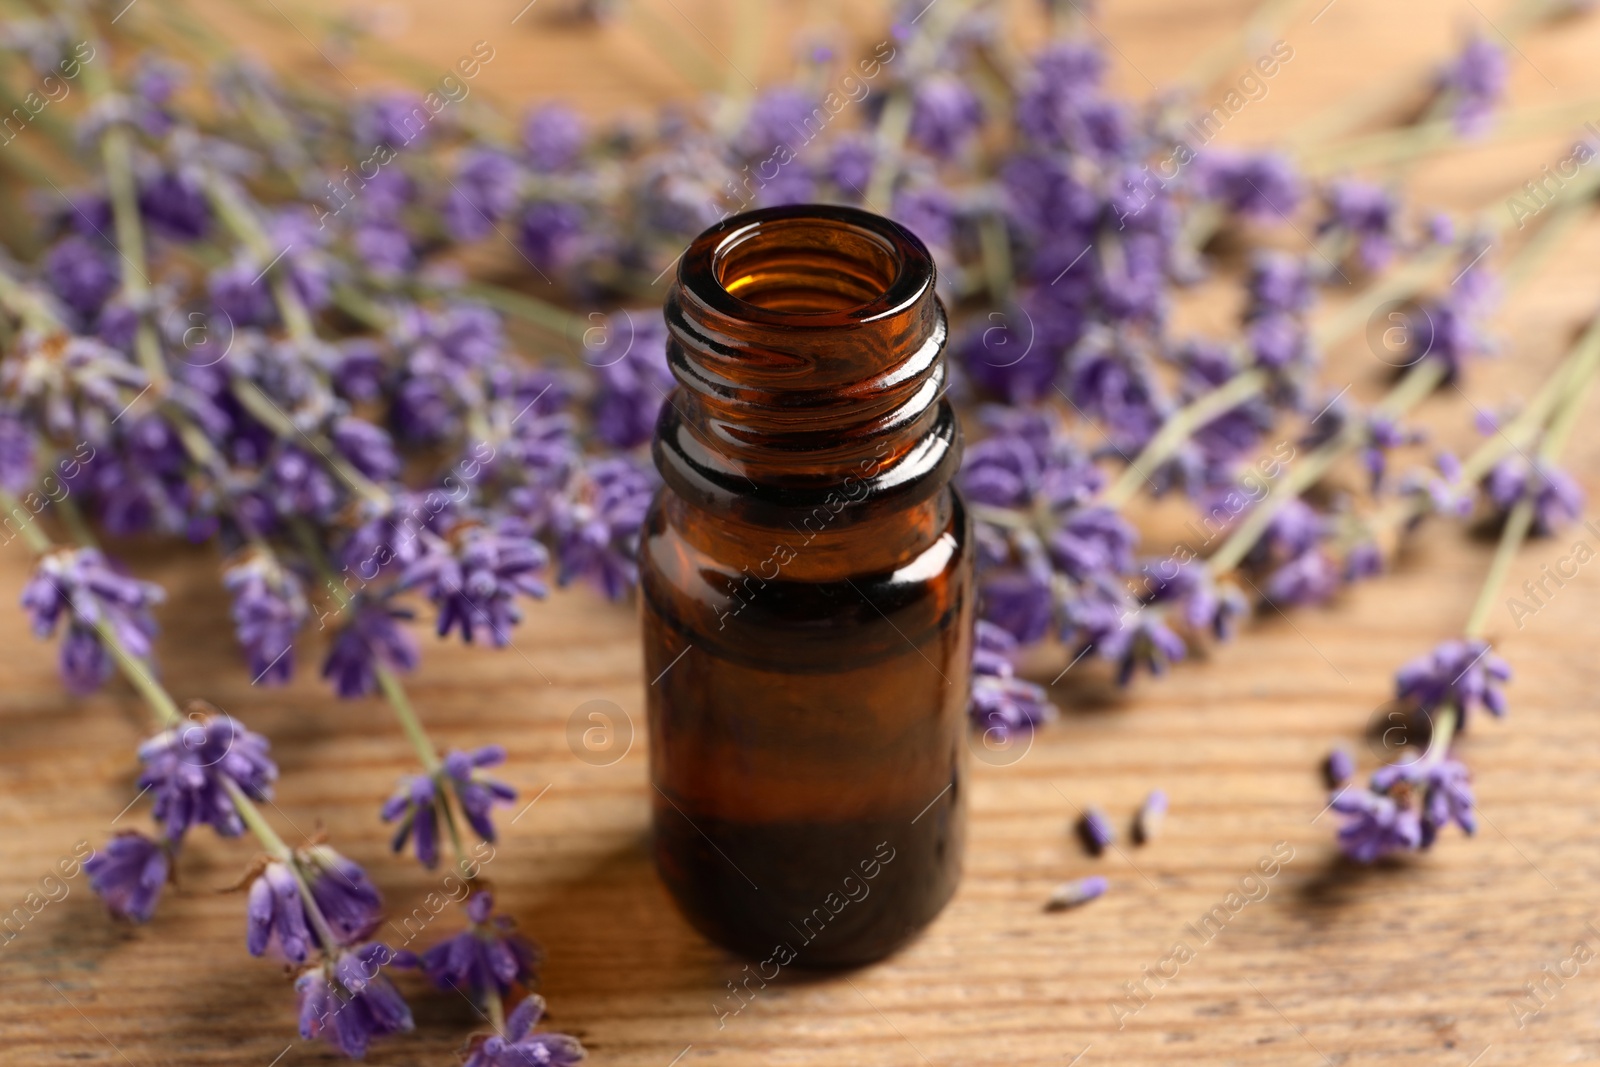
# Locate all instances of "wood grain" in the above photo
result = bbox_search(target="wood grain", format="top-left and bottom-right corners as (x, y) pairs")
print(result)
(5, 1), (1600, 1064)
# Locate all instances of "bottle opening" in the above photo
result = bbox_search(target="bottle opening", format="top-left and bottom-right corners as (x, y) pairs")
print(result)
(713, 215), (902, 315)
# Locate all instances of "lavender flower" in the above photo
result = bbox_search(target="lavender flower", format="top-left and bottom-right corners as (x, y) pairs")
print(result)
(523, 105), (585, 172)
(909, 76), (984, 158)
(587, 312), (671, 449)
(444, 149), (524, 241)
(969, 621), (1056, 737)
(1050, 506), (1137, 580)
(1318, 179), (1398, 272)
(247, 860), (317, 963)
(1193, 151), (1301, 220)
(1482, 457), (1584, 536)
(138, 169), (212, 241)
(1263, 547), (1340, 607)
(402, 519), (549, 646)
(1373, 757), (1476, 846)
(1331, 787), (1422, 862)
(518, 200), (586, 274)
(380, 773), (443, 868)
(222, 552), (307, 686)
(462, 994), (586, 1067)
(382, 746), (515, 866)
(83, 832), (169, 922)
(322, 601), (419, 699)
(43, 236), (119, 325)
(552, 457), (655, 600)
(399, 890), (541, 1001)
(20, 548), (164, 695)
(1394, 638), (1509, 721)
(1437, 34), (1508, 137)
(443, 745), (518, 842)
(138, 710), (278, 840)
(300, 845), (384, 945)
(295, 943), (414, 1058)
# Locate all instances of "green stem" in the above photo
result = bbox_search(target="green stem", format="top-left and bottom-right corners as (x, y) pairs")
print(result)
(1101, 368), (1268, 507)
(455, 282), (586, 340)
(1462, 309), (1600, 637)
(1205, 359), (1447, 577)
(375, 665), (442, 773)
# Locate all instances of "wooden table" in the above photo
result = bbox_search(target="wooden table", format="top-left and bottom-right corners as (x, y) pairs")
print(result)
(5, 1), (1600, 1063)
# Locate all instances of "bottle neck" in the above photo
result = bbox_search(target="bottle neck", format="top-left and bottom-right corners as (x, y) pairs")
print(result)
(655, 205), (958, 531)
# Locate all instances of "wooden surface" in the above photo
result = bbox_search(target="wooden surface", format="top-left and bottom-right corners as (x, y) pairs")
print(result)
(7, 1), (1600, 1064)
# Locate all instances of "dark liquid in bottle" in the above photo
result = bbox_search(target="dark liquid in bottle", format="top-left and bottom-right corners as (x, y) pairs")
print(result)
(641, 205), (972, 967)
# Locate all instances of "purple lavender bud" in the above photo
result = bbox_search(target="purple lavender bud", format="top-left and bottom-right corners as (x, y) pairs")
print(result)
(1078, 806), (1116, 854)
(138, 170), (212, 242)
(332, 416), (400, 483)
(1343, 541), (1384, 582)
(909, 75), (984, 158)
(462, 994), (586, 1067)
(222, 552), (307, 686)
(978, 570), (1056, 645)
(1245, 252), (1314, 318)
(1045, 875), (1107, 911)
(1062, 339), (1166, 452)
(322, 601), (419, 700)
(246, 860), (317, 963)
(1096, 609), (1188, 685)
(356, 93), (434, 148)
(1395, 638), (1510, 721)
(138, 711), (278, 841)
(1194, 150), (1301, 220)
(1049, 505), (1138, 581)
(1247, 312), (1311, 372)
(296, 944), (414, 1058)
(1016, 41), (1108, 152)
(1325, 747), (1356, 788)
(825, 134), (875, 198)
(1318, 179), (1397, 272)
(265, 446), (341, 523)
(1331, 787), (1423, 862)
(1438, 33), (1508, 137)
(1134, 790), (1167, 844)
(332, 338), (388, 403)
(1406, 296), (1491, 384)
(300, 845), (384, 945)
(892, 184), (957, 250)
(381, 773), (441, 868)
(1482, 457), (1583, 536)
(589, 312), (671, 450)
(400, 890), (542, 1003)
(208, 260), (278, 329)
(518, 199), (586, 273)
(735, 86), (815, 158)
(1264, 548), (1340, 607)
(522, 104), (586, 172)
(0, 410), (35, 494)
(970, 622), (1057, 737)
(21, 548), (164, 695)
(443, 148), (524, 241)
(83, 832), (169, 922)
(553, 457), (656, 600)
(353, 220), (415, 278)
(43, 236), (119, 325)
(441, 745), (518, 842)
(401, 518), (549, 646)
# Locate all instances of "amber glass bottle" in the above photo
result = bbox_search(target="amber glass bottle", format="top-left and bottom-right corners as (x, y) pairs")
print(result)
(639, 204), (973, 967)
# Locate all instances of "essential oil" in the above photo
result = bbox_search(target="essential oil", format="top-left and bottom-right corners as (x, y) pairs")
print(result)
(639, 204), (973, 967)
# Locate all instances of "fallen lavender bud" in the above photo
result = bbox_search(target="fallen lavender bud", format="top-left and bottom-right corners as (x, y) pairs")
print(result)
(1078, 807), (1116, 854)
(1134, 790), (1167, 844)
(1325, 747), (1356, 788)
(1046, 875), (1108, 911)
